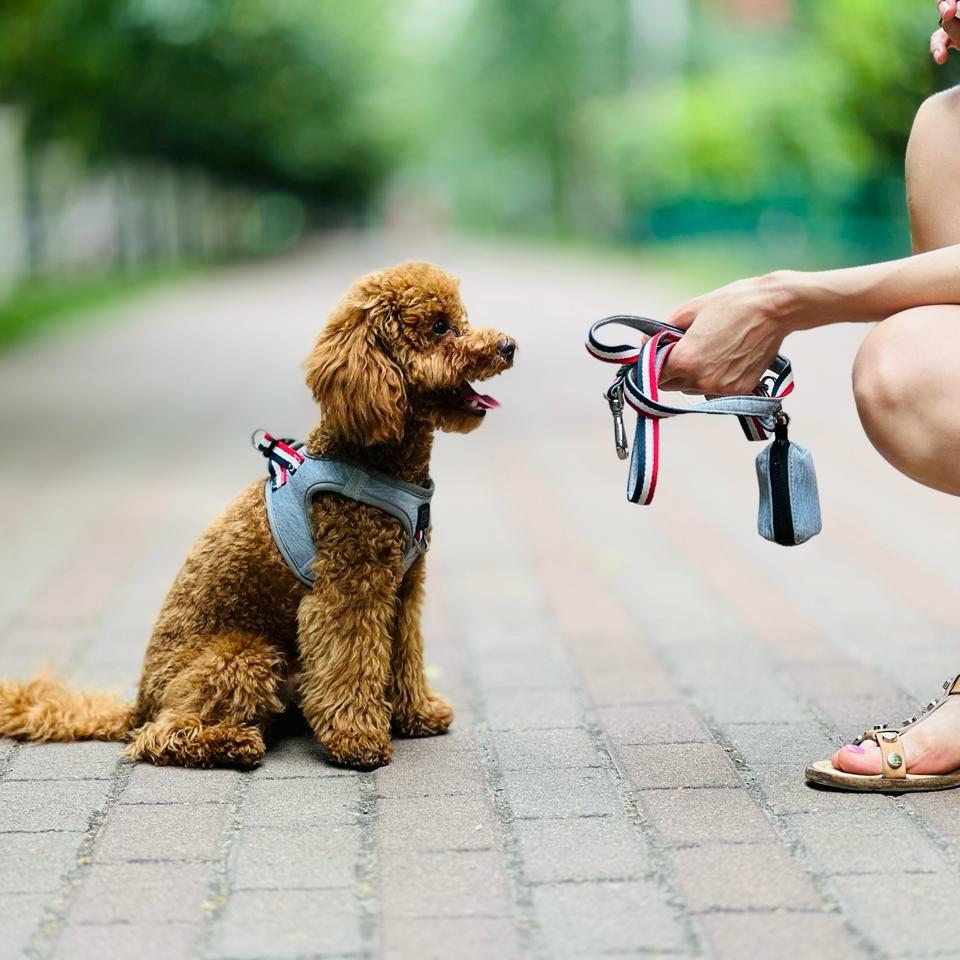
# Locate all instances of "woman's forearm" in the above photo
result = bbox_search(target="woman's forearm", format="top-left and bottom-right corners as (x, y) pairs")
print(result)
(778, 242), (960, 332)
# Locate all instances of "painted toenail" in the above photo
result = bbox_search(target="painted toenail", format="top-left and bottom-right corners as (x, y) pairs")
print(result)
(845, 743), (865, 754)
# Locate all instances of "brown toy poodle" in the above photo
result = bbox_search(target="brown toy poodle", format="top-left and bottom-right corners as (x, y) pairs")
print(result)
(0, 263), (516, 769)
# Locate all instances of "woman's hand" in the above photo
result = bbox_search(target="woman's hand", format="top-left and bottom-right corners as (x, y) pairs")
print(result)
(932, 0), (960, 64)
(658, 274), (796, 396)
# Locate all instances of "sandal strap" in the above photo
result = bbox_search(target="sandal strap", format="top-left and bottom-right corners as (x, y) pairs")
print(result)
(871, 728), (908, 779)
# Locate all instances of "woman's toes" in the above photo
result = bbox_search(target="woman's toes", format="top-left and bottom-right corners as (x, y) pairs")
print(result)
(835, 742), (883, 775)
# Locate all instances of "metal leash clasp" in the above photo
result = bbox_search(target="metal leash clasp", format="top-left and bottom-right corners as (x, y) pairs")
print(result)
(605, 383), (629, 460)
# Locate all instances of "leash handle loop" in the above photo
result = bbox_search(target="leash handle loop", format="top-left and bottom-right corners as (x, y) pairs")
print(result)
(585, 315), (796, 505)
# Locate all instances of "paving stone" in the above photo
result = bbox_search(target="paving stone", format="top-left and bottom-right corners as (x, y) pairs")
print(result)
(669, 843), (822, 912)
(0, 832), (83, 893)
(483, 689), (582, 730)
(511, 816), (648, 883)
(906, 792), (960, 837)
(830, 872), (960, 955)
(253, 735), (358, 779)
(395, 727), (477, 755)
(69, 862), (213, 924)
(598, 702), (710, 744)
(813, 694), (914, 737)
(581, 666), (682, 708)
(53, 923), (200, 960)
(790, 805), (946, 876)
(699, 912), (867, 960)
(531, 880), (684, 957)
(489, 728), (599, 770)
(745, 764), (837, 815)
(241, 777), (359, 828)
(379, 794), (495, 852)
(382, 916), (523, 960)
(375, 745), (486, 799)
(0, 779), (109, 832)
(229, 825), (360, 890)
(95, 803), (228, 862)
(121, 764), (239, 804)
(204, 889), (362, 959)
(0, 892), (49, 957)
(695, 677), (811, 724)
(472, 645), (575, 691)
(380, 850), (511, 918)
(619, 743), (741, 790)
(725, 723), (839, 766)
(500, 767), (623, 819)
(639, 788), (776, 847)
(5, 742), (123, 781)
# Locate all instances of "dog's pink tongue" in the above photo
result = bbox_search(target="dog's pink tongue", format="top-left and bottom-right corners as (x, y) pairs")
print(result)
(460, 382), (501, 409)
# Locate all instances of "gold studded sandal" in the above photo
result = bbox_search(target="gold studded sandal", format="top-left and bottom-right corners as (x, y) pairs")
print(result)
(805, 674), (960, 793)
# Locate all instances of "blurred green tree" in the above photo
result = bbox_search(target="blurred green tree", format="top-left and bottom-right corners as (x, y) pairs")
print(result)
(0, 0), (392, 205)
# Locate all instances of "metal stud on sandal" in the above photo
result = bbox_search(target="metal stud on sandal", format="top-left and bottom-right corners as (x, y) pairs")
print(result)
(805, 674), (960, 793)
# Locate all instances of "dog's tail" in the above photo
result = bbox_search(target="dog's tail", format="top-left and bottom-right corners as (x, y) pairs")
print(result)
(0, 676), (136, 743)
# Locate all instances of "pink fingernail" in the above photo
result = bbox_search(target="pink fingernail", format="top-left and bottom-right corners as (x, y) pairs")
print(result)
(845, 743), (865, 754)
(940, 1), (950, 15)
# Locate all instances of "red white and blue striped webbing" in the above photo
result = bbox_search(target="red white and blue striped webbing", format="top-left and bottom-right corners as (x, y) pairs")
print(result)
(252, 430), (305, 490)
(586, 315), (795, 505)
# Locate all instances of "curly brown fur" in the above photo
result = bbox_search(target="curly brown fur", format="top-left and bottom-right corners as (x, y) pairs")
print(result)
(0, 263), (515, 770)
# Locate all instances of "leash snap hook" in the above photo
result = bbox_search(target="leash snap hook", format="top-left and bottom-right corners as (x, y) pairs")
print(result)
(605, 384), (630, 460)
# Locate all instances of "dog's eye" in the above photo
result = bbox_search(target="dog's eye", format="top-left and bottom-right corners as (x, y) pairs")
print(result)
(433, 318), (450, 336)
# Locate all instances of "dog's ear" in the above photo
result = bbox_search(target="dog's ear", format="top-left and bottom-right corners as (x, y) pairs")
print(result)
(304, 304), (407, 445)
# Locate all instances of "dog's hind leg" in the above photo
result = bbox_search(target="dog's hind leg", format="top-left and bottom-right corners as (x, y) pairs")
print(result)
(127, 633), (285, 768)
(388, 556), (453, 738)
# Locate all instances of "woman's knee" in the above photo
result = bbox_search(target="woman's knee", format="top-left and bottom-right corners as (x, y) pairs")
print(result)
(852, 313), (915, 429)
(852, 306), (960, 492)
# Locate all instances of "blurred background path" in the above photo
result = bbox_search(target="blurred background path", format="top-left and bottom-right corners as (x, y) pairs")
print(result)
(2, 232), (960, 959)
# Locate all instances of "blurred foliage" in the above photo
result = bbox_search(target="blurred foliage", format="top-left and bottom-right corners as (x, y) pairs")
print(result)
(0, 0), (391, 205)
(0, 267), (193, 349)
(1, 0), (958, 262)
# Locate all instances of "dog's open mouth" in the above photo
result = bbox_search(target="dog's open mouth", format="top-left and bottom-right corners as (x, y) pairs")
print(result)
(446, 381), (500, 417)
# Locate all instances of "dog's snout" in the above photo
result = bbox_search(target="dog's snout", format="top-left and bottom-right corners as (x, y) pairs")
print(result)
(497, 338), (516, 362)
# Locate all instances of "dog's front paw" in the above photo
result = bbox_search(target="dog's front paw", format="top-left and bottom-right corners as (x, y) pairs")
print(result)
(317, 726), (393, 770)
(393, 693), (454, 738)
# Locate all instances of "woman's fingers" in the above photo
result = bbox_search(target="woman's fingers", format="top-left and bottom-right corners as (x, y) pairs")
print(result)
(664, 301), (698, 331)
(932, 27), (952, 63)
(944, 17), (960, 45)
(938, 0), (958, 22)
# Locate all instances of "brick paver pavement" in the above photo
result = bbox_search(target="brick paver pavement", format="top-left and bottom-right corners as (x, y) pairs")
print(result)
(2, 232), (960, 959)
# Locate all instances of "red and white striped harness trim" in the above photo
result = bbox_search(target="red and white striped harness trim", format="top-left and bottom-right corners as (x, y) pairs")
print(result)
(586, 315), (795, 506)
(252, 430), (306, 490)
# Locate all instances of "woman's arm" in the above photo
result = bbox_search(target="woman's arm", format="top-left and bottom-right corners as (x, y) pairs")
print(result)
(785, 241), (960, 328)
(659, 243), (960, 395)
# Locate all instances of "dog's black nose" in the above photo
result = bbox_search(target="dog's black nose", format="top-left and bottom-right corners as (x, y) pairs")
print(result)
(498, 338), (516, 361)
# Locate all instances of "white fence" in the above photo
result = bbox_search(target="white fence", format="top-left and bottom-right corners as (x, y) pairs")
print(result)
(0, 106), (299, 299)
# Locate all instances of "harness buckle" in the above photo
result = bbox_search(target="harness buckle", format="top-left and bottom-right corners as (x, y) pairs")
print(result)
(606, 385), (629, 461)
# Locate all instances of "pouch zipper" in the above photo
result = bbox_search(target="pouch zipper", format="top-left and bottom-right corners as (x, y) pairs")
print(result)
(769, 421), (795, 546)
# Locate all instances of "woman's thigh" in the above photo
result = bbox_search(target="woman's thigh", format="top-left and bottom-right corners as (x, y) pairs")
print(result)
(907, 88), (960, 253)
(853, 305), (960, 495)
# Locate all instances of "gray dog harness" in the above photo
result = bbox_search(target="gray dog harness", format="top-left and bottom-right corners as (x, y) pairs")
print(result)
(253, 431), (434, 586)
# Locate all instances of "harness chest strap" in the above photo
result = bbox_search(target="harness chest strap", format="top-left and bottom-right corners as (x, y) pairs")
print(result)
(253, 431), (434, 586)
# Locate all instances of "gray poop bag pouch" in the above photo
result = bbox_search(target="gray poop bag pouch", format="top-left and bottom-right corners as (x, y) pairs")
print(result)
(755, 419), (822, 546)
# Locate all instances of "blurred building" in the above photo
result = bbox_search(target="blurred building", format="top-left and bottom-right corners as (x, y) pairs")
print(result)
(723, 0), (793, 24)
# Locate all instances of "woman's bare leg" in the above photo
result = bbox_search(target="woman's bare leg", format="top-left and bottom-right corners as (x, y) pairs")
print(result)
(834, 87), (960, 775)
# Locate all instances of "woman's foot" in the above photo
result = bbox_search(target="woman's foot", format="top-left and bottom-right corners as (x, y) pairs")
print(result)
(831, 686), (960, 776)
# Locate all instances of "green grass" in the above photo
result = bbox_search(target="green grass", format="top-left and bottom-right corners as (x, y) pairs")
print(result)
(0, 267), (197, 351)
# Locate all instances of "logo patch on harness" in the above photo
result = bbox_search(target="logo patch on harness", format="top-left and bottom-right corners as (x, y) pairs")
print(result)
(415, 503), (431, 550)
